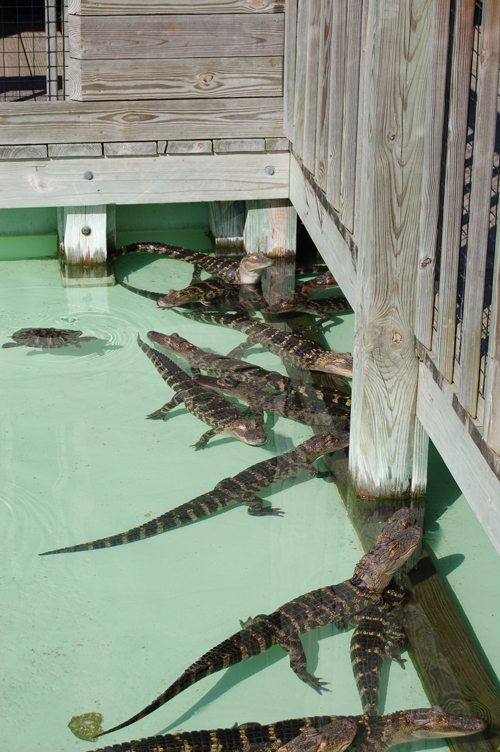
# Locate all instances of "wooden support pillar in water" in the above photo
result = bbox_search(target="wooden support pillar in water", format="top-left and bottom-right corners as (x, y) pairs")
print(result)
(208, 201), (246, 256)
(58, 205), (115, 287)
(244, 199), (297, 306)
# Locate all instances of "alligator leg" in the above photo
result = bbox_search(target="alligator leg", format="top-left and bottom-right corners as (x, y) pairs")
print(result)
(189, 264), (203, 284)
(240, 494), (284, 517)
(192, 427), (222, 450)
(277, 632), (330, 693)
(383, 619), (407, 667)
(227, 335), (259, 359)
(300, 462), (332, 479)
(147, 393), (184, 420)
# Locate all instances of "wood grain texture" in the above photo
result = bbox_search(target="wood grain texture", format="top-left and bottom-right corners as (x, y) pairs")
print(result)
(265, 137), (289, 151)
(213, 138), (265, 152)
(103, 141), (157, 155)
(434, 0), (476, 381)
(414, 0), (452, 348)
(69, 14), (284, 60)
(283, 0), (298, 139)
(0, 152), (289, 209)
(292, 0), (309, 156)
(483, 200), (500, 454)
(352, 0), (369, 242)
(326, 0), (348, 209)
(0, 99), (284, 144)
(69, 0), (285, 14)
(290, 154), (357, 308)
(209, 200), (246, 254)
(68, 56), (282, 101)
(166, 140), (213, 154)
(349, 0), (432, 497)
(0, 145), (48, 159)
(301, 0), (321, 172)
(48, 142), (103, 157)
(411, 416), (429, 496)
(458, 0), (500, 417)
(314, 0), (335, 191)
(61, 205), (108, 264)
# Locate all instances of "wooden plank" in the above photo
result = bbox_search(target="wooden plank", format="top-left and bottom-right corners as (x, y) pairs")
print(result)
(166, 140), (213, 154)
(61, 204), (107, 264)
(483, 200), (500, 454)
(416, 356), (500, 554)
(103, 141), (157, 156)
(157, 141), (167, 154)
(68, 56), (283, 101)
(414, 0), (452, 349)
(0, 99), (284, 144)
(265, 137), (289, 151)
(283, 0), (298, 139)
(349, 0), (432, 497)
(301, 0), (321, 172)
(292, 0), (309, 157)
(434, 0), (476, 381)
(48, 142), (103, 157)
(0, 152), (289, 209)
(458, 0), (500, 417)
(290, 154), (357, 308)
(69, 0), (285, 13)
(325, 0), (347, 209)
(213, 139), (265, 152)
(339, 0), (362, 232)
(314, 0), (334, 191)
(411, 417), (429, 496)
(352, 0), (369, 241)
(69, 14), (284, 60)
(209, 201), (246, 255)
(0, 145), (48, 160)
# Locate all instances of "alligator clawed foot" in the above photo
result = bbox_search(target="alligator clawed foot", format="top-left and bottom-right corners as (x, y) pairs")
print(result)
(305, 675), (331, 694)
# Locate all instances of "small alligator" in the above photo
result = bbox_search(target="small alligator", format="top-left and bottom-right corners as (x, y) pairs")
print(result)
(192, 374), (350, 430)
(261, 272), (339, 313)
(39, 432), (348, 556)
(158, 281), (267, 314)
(138, 335), (267, 450)
(171, 311), (353, 377)
(86, 706), (486, 752)
(97, 509), (421, 737)
(111, 242), (273, 284)
(264, 297), (352, 331)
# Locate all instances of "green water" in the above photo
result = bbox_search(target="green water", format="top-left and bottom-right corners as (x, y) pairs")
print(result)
(1, 235), (497, 752)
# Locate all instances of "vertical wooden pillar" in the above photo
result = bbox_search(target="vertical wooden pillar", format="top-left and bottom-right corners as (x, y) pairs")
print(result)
(244, 199), (297, 306)
(208, 201), (246, 256)
(348, 0), (433, 498)
(58, 205), (115, 287)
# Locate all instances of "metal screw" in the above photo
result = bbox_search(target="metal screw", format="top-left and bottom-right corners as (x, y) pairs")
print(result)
(81, 226), (92, 236)
(83, 171), (94, 180)
(265, 165), (276, 175)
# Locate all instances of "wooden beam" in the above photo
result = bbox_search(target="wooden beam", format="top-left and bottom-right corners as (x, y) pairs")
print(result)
(209, 201), (246, 255)
(325, 0), (346, 207)
(289, 153), (357, 308)
(483, 200), (500, 454)
(0, 99), (284, 145)
(283, 0), (298, 139)
(301, 0), (321, 173)
(349, 0), (432, 497)
(68, 14), (284, 60)
(314, 0), (335, 192)
(292, 0), (309, 157)
(458, 0), (500, 417)
(59, 204), (115, 286)
(0, 152), (289, 209)
(68, 56), (283, 101)
(68, 0), (285, 13)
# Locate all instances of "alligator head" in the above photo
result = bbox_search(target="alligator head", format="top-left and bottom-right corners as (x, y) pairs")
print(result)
(313, 351), (353, 377)
(226, 418), (267, 446)
(238, 253), (274, 283)
(157, 289), (195, 308)
(299, 430), (350, 459)
(147, 331), (194, 352)
(405, 706), (487, 739)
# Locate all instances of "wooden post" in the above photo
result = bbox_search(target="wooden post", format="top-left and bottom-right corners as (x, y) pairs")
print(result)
(208, 201), (246, 257)
(244, 199), (297, 306)
(349, 0), (432, 498)
(58, 205), (115, 287)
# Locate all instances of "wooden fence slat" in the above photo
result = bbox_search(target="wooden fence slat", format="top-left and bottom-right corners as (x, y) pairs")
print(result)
(69, 0), (285, 13)
(353, 0), (369, 242)
(325, 0), (347, 209)
(0, 99), (284, 144)
(283, 0), (298, 139)
(301, 0), (321, 173)
(292, 0), (309, 156)
(434, 0), (476, 381)
(415, 0), (452, 349)
(314, 0), (333, 191)
(483, 206), (500, 454)
(458, 0), (500, 417)
(68, 56), (283, 101)
(339, 0), (363, 232)
(69, 14), (284, 60)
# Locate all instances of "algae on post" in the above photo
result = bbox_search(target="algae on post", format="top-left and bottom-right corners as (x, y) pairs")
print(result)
(68, 712), (104, 741)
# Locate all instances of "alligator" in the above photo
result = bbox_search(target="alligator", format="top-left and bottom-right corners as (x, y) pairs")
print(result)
(158, 281), (267, 314)
(97, 509), (421, 737)
(111, 242), (273, 284)
(170, 311), (353, 378)
(264, 297), (352, 331)
(147, 332), (352, 411)
(261, 271), (339, 313)
(39, 432), (348, 556)
(192, 374), (350, 430)
(138, 335), (267, 450)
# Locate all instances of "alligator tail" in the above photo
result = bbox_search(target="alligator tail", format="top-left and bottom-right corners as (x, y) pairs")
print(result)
(111, 242), (205, 264)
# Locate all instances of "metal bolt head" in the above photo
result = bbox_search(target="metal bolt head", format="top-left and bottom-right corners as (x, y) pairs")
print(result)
(83, 171), (94, 180)
(265, 165), (276, 176)
(81, 226), (92, 236)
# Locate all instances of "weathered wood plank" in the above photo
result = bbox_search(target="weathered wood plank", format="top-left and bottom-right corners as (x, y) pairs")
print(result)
(339, 0), (362, 232)
(314, 0), (334, 191)
(290, 154), (357, 308)
(326, 1), (347, 209)
(349, 0), (432, 497)
(209, 201), (246, 255)
(0, 99), (284, 144)
(69, 14), (284, 60)
(213, 139), (265, 152)
(283, 0), (298, 139)
(61, 205), (107, 264)
(0, 152), (289, 209)
(68, 56), (283, 101)
(434, 0), (476, 381)
(483, 202), (500, 454)
(69, 0), (285, 13)
(265, 137), (289, 151)
(411, 417), (429, 496)
(416, 356), (500, 554)
(166, 140), (213, 154)
(414, 0), (452, 349)
(352, 0), (369, 241)
(301, 0), (321, 172)
(292, 0), (309, 157)
(48, 142), (103, 157)
(0, 145), (48, 160)
(458, 0), (500, 417)
(104, 141), (157, 156)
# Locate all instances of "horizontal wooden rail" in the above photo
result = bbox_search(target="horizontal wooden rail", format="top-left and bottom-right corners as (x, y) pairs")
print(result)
(68, 0), (285, 14)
